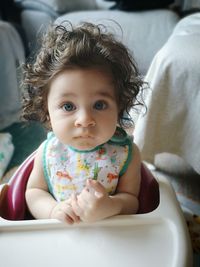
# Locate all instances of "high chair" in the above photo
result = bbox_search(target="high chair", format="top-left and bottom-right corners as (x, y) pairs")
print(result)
(0, 152), (193, 267)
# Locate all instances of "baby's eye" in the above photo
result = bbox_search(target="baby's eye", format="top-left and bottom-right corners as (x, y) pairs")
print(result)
(94, 100), (107, 110)
(62, 102), (76, 112)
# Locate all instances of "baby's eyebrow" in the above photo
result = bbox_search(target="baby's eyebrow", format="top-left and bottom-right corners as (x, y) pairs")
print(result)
(95, 90), (115, 99)
(58, 92), (76, 98)
(58, 91), (115, 100)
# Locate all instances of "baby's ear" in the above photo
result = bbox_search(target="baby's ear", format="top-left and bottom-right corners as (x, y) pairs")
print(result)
(45, 114), (52, 130)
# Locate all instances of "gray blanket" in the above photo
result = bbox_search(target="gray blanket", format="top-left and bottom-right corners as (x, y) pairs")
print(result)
(0, 21), (25, 130)
(134, 13), (200, 174)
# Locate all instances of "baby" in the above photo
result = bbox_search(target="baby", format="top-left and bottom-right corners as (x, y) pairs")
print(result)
(22, 22), (145, 224)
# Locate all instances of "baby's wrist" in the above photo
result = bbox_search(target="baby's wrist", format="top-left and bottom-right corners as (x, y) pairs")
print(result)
(49, 203), (58, 219)
(109, 196), (122, 216)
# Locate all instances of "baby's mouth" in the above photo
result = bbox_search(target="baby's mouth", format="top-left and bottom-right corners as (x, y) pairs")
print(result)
(74, 135), (93, 139)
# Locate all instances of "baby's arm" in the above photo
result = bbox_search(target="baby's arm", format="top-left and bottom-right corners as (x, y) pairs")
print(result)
(111, 143), (141, 214)
(25, 144), (79, 224)
(71, 143), (141, 222)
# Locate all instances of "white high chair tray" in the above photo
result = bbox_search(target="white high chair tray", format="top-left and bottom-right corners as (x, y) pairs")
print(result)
(0, 176), (192, 267)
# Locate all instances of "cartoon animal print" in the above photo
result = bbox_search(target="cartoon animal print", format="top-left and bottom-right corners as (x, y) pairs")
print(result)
(107, 173), (118, 183)
(55, 184), (77, 200)
(56, 170), (73, 181)
(76, 154), (90, 175)
(96, 147), (107, 160)
(92, 162), (102, 180)
(110, 149), (117, 164)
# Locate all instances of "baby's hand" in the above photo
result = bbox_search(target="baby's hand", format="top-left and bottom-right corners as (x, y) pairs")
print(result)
(50, 199), (80, 224)
(71, 179), (115, 222)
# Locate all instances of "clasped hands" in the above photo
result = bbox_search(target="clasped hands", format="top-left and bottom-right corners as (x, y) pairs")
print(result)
(50, 179), (117, 224)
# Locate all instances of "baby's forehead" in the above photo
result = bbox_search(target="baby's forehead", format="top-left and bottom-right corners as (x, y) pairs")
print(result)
(48, 67), (116, 95)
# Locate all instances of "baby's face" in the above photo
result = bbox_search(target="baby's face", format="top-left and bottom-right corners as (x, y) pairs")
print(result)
(47, 68), (118, 150)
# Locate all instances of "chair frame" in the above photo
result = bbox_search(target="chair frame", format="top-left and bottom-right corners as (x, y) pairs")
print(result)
(0, 151), (159, 220)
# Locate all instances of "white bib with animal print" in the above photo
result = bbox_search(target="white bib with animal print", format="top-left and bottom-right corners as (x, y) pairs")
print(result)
(43, 128), (132, 201)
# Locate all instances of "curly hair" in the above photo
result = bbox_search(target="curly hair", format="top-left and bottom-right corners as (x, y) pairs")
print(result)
(21, 22), (145, 128)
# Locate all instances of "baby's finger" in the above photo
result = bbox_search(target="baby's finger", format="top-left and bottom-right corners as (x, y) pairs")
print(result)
(64, 214), (75, 224)
(59, 201), (80, 223)
(87, 179), (105, 198)
(66, 209), (80, 223)
(71, 194), (83, 217)
(54, 210), (74, 224)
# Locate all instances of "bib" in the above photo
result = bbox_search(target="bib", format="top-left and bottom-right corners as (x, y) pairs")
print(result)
(43, 128), (132, 201)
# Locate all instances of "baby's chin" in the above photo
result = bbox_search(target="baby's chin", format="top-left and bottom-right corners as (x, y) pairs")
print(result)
(70, 141), (99, 151)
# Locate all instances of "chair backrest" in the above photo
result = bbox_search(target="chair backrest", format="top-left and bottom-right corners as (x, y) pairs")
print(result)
(138, 164), (159, 214)
(0, 152), (35, 220)
(0, 153), (159, 220)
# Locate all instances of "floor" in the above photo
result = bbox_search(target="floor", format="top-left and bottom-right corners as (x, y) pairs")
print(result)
(1, 122), (46, 171)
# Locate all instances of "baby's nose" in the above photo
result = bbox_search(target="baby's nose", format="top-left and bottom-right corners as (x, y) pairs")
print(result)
(74, 110), (96, 127)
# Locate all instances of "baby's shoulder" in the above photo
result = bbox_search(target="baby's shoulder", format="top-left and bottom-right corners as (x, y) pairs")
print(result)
(34, 141), (46, 161)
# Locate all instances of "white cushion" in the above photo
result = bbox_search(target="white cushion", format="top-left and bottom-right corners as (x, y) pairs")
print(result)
(41, 0), (97, 13)
(56, 9), (179, 74)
